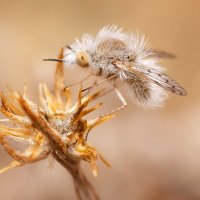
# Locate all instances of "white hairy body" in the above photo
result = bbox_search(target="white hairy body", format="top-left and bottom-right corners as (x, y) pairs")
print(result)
(62, 26), (187, 108)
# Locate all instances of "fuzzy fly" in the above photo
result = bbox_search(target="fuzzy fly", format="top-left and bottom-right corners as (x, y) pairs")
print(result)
(44, 26), (187, 109)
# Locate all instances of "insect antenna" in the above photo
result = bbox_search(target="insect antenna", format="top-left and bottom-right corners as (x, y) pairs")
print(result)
(43, 58), (64, 62)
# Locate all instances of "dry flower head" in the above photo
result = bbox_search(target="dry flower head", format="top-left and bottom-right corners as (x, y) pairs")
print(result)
(0, 49), (115, 177)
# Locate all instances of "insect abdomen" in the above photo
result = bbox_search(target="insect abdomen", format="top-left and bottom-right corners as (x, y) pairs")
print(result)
(125, 75), (168, 108)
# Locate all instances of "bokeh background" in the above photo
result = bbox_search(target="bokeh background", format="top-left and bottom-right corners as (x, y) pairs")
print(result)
(0, 0), (200, 199)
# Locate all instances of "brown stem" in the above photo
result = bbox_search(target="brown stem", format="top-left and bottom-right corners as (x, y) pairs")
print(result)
(53, 152), (100, 200)
(72, 165), (100, 200)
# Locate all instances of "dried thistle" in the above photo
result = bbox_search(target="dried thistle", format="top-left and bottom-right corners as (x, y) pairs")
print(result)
(0, 49), (115, 200)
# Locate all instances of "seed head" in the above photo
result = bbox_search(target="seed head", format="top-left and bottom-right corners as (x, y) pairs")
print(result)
(0, 49), (114, 176)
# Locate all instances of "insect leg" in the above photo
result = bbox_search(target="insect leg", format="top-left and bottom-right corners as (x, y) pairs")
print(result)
(113, 87), (127, 113)
(64, 73), (93, 91)
(82, 74), (118, 92)
(82, 78), (98, 98)
(97, 87), (115, 98)
(84, 87), (127, 141)
(98, 86), (127, 118)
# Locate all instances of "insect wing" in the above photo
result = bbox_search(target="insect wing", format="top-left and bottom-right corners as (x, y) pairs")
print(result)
(132, 65), (187, 96)
(148, 49), (176, 59)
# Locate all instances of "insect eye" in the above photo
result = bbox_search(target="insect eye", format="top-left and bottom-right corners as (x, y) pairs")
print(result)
(128, 53), (136, 61)
(76, 51), (89, 68)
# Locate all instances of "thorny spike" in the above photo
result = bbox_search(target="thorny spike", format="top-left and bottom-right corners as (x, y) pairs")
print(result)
(54, 48), (65, 101)
(0, 134), (28, 163)
(72, 91), (104, 124)
(0, 107), (31, 127)
(87, 114), (116, 132)
(5, 91), (23, 114)
(43, 83), (58, 113)
(0, 124), (32, 139)
(80, 103), (103, 118)
(78, 84), (83, 108)
(19, 96), (66, 153)
(0, 92), (15, 114)
(0, 119), (9, 122)
(63, 87), (72, 109)
(39, 83), (49, 113)
(0, 133), (49, 165)
(0, 161), (21, 174)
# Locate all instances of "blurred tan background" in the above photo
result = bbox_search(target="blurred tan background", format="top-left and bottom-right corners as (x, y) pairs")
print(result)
(0, 0), (200, 199)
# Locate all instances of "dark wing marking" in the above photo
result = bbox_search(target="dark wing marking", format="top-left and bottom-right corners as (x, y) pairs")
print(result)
(114, 61), (187, 96)
(131, 65), (187, 96)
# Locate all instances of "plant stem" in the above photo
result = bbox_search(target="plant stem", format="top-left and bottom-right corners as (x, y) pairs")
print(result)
(53, 152), (100, 200)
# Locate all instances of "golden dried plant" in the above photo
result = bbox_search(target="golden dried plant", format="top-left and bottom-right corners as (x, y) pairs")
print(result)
(0, 49), (116, 200)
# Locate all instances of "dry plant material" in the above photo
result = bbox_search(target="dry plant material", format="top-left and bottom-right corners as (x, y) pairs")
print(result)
(0, 49), (115, 200)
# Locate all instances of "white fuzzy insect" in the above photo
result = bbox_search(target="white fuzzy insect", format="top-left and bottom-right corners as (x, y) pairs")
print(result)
(45, 26), (187, 109)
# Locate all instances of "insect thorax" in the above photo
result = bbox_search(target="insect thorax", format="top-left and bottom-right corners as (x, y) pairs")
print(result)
(90, 39), (132, 77)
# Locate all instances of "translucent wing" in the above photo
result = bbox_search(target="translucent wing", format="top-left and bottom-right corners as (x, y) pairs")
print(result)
(148, 49), (176, 59)
(132, 65), (187, 96)
(114, 61), (187, 96)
